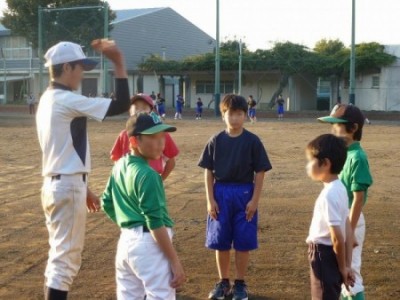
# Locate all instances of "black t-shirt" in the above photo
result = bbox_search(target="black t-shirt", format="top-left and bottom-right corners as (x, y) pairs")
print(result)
(198, 129), (272, 183)
(248, 99), (256, 108)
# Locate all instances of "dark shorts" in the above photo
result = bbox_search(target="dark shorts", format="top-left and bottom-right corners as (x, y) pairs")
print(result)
(278, 105), (284, 114)
(206, 183), (257, 251)
(308, 243), (342, 300)
(248, 108), (256, 118)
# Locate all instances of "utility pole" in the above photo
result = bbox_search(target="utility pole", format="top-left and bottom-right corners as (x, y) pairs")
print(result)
(349, 0), (356, 105)
(214, 0), (220, 116)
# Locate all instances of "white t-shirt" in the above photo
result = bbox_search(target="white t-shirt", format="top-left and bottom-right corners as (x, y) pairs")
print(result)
(306, 179), (349, 245)
(36, 85), (111, 176)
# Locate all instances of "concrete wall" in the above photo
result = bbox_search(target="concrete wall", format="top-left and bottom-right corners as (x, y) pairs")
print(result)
(341, 63), (400, 111)
(187, 72), (286, 110)
(289, 74), (318, 111)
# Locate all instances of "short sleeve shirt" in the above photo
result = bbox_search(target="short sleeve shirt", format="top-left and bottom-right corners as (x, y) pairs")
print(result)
(110, 131), (179, 174)
(198, 129), (272, 183)
(36, 83), (111, 176)
(339, 142), (373, 207)
(102, 155), (174, 230)
(306, 179), (349, 245)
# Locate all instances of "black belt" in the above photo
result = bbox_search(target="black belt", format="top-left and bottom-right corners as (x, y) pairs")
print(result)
(51, 174), (87, 182)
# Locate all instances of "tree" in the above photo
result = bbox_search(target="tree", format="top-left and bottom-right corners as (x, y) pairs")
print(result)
(139, 39), (396, 109)
(314, 39), (396, 99)
(1, 0), (115, 50)
(314, 39), (345, 56)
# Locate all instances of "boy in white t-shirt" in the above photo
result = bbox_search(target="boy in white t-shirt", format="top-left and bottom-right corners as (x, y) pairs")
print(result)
(305, 134), (355, 299)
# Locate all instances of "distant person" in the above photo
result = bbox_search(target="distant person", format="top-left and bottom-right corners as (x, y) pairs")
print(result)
(27, 92), (36, 115)
(196, 97), (203, 120)
(198, 94), (272, 300)
(174, 94), (184, 119)
(157, 92), (166, 119)
(305, 134), (355, 299)
(318, 104), (373, 300)
(276, 94), (285, 120)
(247, 95), (257, 123)
(150, 91), (156, 101)
(150, 91), (157, 111)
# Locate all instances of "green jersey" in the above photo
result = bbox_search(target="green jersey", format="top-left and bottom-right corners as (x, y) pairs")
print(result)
(339, 142), (373, 207)
(102, 154), (174, 230)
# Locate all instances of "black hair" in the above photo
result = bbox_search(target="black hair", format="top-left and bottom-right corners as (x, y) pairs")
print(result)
(220, 94), (248, 114)
(306, 134), (347, 174)
(344, 122), (363, 141)
(49, 61), (80, 78)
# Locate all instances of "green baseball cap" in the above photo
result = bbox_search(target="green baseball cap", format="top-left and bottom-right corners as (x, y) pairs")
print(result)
(318, 104), (365, 124)
(126, 112), (176, 137)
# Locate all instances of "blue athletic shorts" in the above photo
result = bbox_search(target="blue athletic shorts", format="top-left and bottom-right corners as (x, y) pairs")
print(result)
(248, 108), (256, 118)
(158, 104), (165, 115)
(206, 182), (258, 251)
(278, 105), (284, 114)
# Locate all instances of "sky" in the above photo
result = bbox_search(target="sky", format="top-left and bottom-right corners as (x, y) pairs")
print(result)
(0, 0), (399, 51)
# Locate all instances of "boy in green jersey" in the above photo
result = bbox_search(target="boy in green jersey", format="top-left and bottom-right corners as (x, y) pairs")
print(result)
(102, 112), (185, 299)
(319, 104), (373, 300)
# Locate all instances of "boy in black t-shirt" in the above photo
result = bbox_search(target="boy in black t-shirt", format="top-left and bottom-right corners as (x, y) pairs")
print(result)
(198, 94), (272, 300)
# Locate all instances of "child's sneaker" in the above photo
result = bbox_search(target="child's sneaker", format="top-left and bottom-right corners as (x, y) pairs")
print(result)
(231, 280), (248, 300)
(208, 280), (231, 299)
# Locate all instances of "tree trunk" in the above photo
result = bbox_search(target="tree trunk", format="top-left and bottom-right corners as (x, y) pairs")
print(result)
(268, 73), (290, 108)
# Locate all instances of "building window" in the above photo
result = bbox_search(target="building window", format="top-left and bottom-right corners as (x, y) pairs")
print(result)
(372, 76), (380, 88)
(196, 81), (234, 94)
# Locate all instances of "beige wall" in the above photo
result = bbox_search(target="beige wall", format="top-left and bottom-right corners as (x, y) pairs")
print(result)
(341, 64), (400, 111)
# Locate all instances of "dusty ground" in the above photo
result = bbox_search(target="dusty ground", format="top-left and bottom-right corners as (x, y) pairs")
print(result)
(0, 111), (399, 299)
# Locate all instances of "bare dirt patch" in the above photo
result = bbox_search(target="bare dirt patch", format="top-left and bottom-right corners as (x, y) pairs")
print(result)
(0, 114), (399, 299)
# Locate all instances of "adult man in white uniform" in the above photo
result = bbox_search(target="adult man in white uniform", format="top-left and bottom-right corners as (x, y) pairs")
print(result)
(36, 39), (130, 299)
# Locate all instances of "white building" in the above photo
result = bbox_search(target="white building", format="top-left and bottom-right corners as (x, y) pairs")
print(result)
(318, 45), (400, 111)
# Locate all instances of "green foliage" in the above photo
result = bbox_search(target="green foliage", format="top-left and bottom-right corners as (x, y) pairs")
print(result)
(139, 39), (396, 83)
(1, 0), (115, 49)
(353, 42), (396, 74)
(314, 39), (345, 56)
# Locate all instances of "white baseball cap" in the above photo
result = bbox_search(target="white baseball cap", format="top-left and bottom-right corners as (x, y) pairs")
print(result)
(44, 41), (98, 71)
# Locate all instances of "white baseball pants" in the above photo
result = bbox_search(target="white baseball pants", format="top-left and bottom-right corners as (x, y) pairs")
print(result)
(41, 174), (87, 291)
(342, 213), (366, 296)
(115, 227), (175, 300)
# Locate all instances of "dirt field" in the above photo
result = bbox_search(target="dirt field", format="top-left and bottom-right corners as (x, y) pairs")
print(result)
(0, 113), (399, 299)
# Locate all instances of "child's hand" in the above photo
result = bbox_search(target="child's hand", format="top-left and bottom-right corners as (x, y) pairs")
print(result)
(207, 199), (219, 220)
(86, 189), (100, 213)
(170, 259), (186, 288)
(245, 200), (258, 222)
(341, 267), (355, 291)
